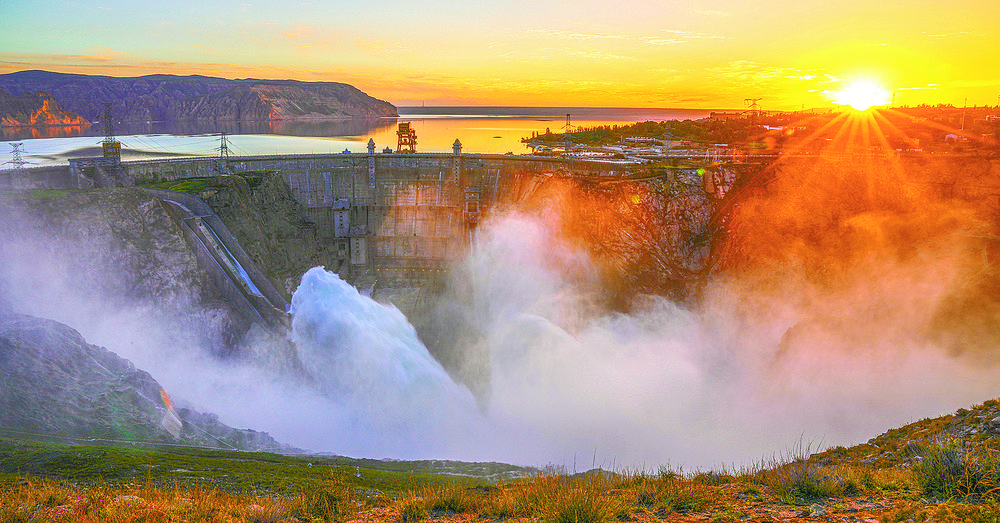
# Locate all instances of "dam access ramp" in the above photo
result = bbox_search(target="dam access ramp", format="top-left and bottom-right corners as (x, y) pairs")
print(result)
(143, 188), (288, 332)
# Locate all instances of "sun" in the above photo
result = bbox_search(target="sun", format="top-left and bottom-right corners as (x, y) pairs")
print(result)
(831, 80), (890, 111)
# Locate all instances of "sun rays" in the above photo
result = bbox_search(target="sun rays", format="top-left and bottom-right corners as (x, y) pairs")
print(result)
(831, 80), (891, 112)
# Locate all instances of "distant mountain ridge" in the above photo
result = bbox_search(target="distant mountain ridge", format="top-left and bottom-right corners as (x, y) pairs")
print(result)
(0, 70), (398, 125)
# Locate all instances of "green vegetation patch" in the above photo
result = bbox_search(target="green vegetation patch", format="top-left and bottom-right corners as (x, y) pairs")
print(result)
(529, 119), (754, 147)
(140, 176), (217, 194)
(0, 438), (511, 496)
(140, 170), (277, 194)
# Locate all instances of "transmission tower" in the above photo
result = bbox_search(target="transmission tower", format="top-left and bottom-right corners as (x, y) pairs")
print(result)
(215, 132), (233, 175)
(99, 102), (121, 162)
(219, 132), (232, 161)
(4, 142), (27, 171)
(744, 98), (762, 133)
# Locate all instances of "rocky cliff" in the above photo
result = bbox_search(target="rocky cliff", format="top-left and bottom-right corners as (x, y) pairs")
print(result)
(0, 313), (287, 451)
(0, 88), (89, 127)
(0, 70), (398, 124)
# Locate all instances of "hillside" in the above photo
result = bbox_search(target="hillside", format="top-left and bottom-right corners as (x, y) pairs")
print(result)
(0, 70), (398, 124)
(0, 313), (287, 451)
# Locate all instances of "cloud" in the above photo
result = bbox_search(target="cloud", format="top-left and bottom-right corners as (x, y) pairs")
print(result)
(0, 53), (315, 81)
(642, 38), (688, 46)
(282, 24), (317, 41)
(708, 60), (835, 84)
(532, 30), (628, 41)
(532, 28), (728, 46)
(568, 50), (637, 63)
(0, 51), (123, 66)
(923, 31), (984, 39)
(661, 29), (729, 39)
(641, 30), (730, 45)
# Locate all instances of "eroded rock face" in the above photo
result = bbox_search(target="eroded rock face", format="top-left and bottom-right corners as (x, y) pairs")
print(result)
(0, 313), (287, 451)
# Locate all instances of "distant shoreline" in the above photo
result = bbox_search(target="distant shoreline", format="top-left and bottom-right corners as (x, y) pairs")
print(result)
(397, 106), (725, 121)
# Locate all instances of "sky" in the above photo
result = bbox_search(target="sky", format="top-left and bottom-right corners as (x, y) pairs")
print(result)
(1, 0), (999, 110)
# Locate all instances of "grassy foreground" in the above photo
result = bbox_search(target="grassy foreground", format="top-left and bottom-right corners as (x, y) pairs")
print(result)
(9, 397), (1000, 523)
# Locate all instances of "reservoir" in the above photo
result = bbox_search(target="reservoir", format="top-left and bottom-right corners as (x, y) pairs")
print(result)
(1, 107), (715, 166)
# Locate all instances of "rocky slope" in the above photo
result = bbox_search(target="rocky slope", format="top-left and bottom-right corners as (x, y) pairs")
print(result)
(0, 70), (397, 124)
(0, 188), (250, 352)
(0, 313), (287, 451)
(0, 88), (89, 127)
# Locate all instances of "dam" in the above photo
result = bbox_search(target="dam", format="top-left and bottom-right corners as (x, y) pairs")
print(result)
(123, 149), (632, 287)
(0, 145), (662, 311)
(5, 139), (999, 345)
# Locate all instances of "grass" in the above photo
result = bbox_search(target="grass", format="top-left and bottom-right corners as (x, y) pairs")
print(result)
(0, 460), (983, 523)
(911, 439), (1000, 500)
(0, 437), (526, 495)
(20, 188), (81, 199)
(139, 170), (278, 194)
(141, 176), (217, 194)
(0, 444), (727, 523)
(12, 411), (1000, 523)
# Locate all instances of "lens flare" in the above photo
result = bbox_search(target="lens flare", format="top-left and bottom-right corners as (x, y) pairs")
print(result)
(831, 80), (890, 111)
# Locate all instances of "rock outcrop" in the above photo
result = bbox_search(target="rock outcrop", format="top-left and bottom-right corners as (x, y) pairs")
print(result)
(0, 313), (287, 451)
(0, 88), (89, 127)
(0, 70), (398, 124)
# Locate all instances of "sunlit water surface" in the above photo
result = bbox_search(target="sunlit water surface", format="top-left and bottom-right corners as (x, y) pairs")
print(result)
(1, 107), (715, 166)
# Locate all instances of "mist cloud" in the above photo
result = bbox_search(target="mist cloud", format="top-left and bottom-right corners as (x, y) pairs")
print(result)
(3, 153), (999, 469)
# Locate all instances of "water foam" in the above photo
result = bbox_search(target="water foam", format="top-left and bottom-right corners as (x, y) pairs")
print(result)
(276, 212), (1000, 468)
(288, 267), (485, 457)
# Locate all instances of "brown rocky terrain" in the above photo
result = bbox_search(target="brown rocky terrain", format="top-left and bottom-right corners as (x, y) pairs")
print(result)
(0, 70), (398, 124)
(0, 88), (89, 127)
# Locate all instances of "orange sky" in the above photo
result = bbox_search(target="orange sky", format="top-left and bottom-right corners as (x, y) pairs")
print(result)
(2, 0), (999, 110)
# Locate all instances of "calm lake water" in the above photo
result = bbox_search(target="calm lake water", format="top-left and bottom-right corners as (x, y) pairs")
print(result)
(2, 107), (717, 167)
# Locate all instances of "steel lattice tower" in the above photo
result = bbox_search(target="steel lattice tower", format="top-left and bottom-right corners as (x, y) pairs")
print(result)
(744, 98), (762, 125)
(219, 132), (231, 161)
(215, 132), (233, 175)
(5, 142), (26, 171)
(99, 102), (121, 161)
